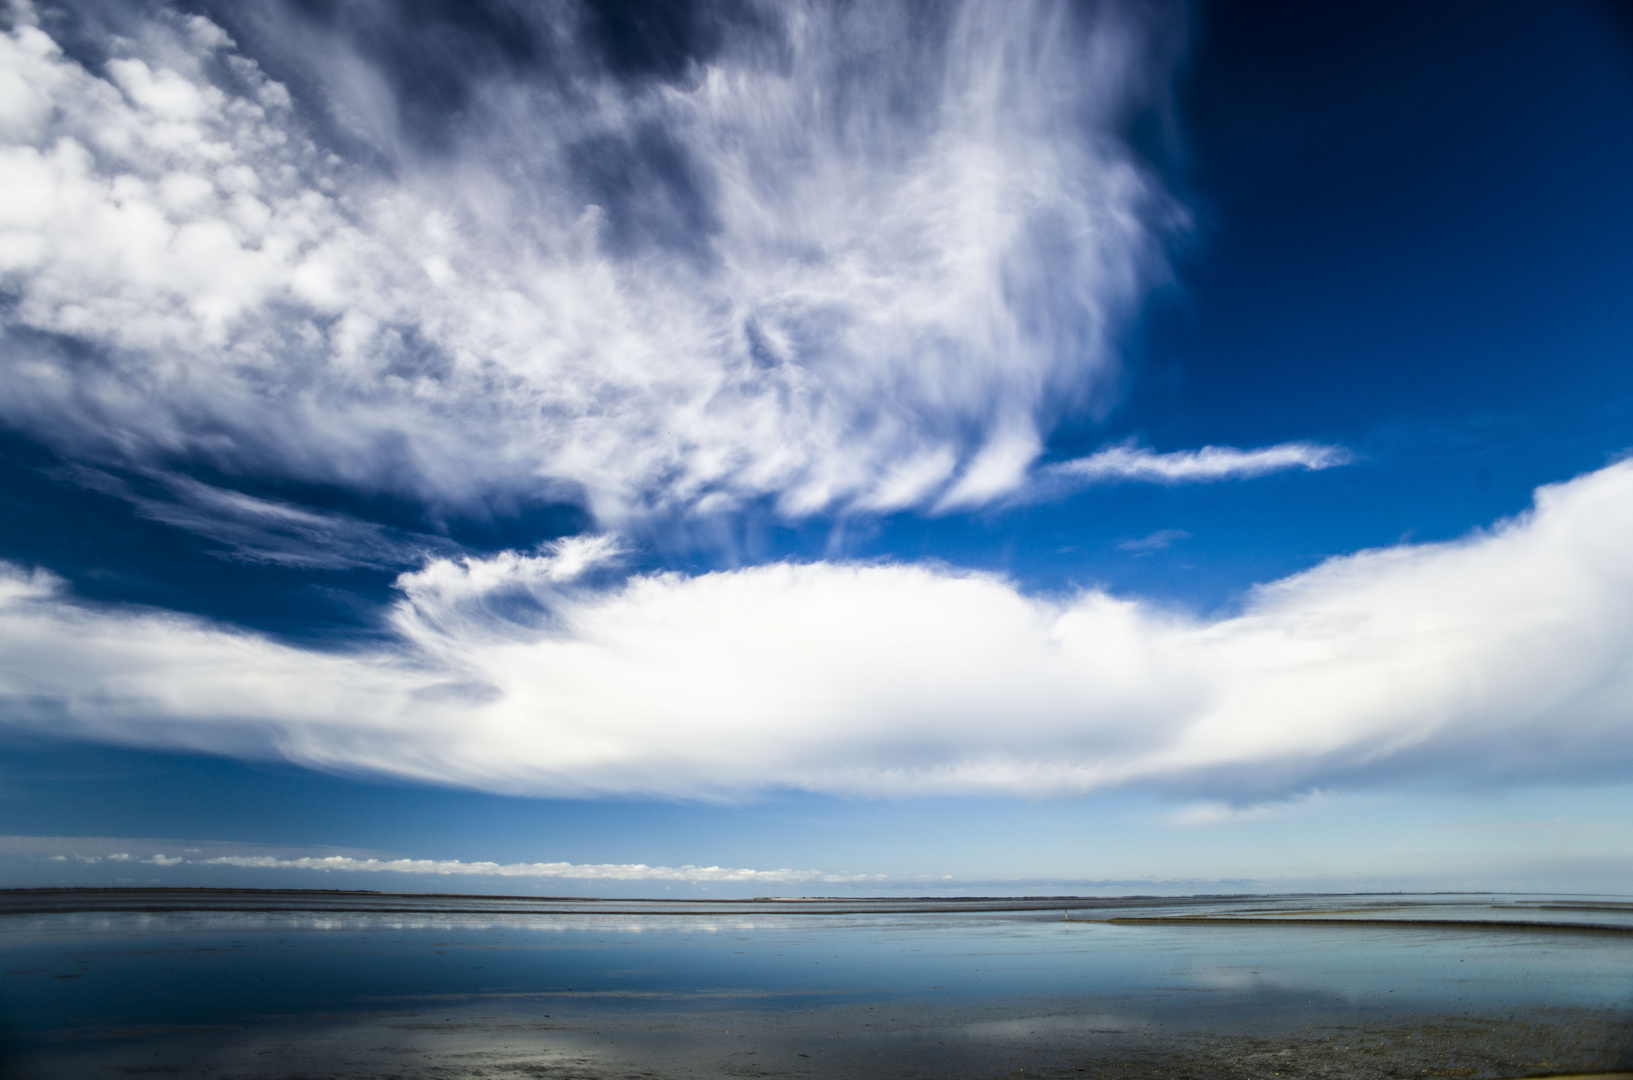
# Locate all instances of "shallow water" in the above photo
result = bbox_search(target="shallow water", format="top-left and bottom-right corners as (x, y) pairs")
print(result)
(2, 890), (1630, 1078)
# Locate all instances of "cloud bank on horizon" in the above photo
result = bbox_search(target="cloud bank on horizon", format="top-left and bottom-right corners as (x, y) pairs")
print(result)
(3, 837), (873, 884)
(2, 460), (1630, 802)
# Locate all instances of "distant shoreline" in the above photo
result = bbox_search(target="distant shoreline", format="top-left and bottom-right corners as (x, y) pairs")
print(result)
(3, 888), (1631, 931)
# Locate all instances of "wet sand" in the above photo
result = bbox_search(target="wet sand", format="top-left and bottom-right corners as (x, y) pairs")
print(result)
(19, 1000), (1633, 1079)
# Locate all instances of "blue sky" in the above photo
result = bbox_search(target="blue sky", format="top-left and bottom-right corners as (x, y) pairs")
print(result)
(1, 0), (1632, 896)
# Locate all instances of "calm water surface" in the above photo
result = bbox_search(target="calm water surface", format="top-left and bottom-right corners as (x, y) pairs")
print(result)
(1, 891), (1630, 1078)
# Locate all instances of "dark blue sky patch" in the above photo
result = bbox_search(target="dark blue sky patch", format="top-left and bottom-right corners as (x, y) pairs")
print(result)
(568, 120), (723, 263)
(0, 431), (400, 641)
(1131, 0), (1633, 449)
(582, 0), (774, 83)
(0, 430), (590, 642)
(218, 0), (552, 155)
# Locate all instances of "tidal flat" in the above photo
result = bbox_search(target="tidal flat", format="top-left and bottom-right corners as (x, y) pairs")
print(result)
(1, 890), (1630, 1079)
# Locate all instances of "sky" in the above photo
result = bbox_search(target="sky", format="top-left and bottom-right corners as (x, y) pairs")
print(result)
(1, 0), (1632, 897)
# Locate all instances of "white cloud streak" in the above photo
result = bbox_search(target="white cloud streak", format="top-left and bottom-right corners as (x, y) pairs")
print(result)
(1117, 528), (1189, 554)
(0, 0), (1182, 522)
(1, 462), (1631, 800)
(65, 468), (460, 568)
(1047, 441), (1352, 485)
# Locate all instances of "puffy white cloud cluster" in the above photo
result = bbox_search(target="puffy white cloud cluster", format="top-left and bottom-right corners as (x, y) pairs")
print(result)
(0, 0), (1182, 521)
(2, 461), (1630, 800)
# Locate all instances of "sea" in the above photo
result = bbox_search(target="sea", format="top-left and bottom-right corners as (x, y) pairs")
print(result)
(1, 890), (1630, 1078)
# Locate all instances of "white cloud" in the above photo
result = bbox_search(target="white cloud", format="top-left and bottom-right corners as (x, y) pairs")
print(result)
(1, 461), (1631, 800)
(1045, 441), (1353, 486)
(0, 0), (1182, 523)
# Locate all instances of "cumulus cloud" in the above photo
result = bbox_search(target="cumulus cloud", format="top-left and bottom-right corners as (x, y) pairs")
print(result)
(1, 462), (1631, 800)
(0, 0), (1183, 523)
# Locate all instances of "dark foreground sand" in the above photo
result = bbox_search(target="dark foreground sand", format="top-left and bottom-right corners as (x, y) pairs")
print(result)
(16, 1000), (1633, 1079)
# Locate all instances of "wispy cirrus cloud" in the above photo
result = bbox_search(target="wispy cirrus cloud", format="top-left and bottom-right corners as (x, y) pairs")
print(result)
(65, 467), (460, 569)
(0, 0), (1184, 525)
(1117, 528), (1190, 554)
(1, 462), (1630, 802)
